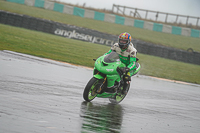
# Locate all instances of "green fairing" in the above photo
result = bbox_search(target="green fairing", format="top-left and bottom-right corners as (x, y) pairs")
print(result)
(97, 93), (114, 98)
(94, 55), (125, 88)
(105, 49), (137, 75)
(93, 74), (104, 79)
(106, 74), (121, 88)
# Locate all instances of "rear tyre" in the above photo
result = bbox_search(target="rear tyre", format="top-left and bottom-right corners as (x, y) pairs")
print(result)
(109, 83), (130, 104)
(83, 77), (103, 102)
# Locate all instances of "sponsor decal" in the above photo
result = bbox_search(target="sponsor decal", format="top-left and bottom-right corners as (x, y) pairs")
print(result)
(106, 69), (114, 72)
(54, 29), (115, 46)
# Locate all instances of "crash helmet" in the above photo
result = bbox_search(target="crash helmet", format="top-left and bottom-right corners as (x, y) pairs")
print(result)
(118, 32), (132, 50)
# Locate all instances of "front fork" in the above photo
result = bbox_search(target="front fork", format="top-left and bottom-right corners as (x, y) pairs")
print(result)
(96, 77), (107, 93)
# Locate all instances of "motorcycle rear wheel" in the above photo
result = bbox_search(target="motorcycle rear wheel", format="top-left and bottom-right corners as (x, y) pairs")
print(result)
(109, 84), (130, 104)
(83, 77), (103, 102)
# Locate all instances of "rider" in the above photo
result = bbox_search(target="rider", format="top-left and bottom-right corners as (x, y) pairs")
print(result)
(104, 32), (138, 94)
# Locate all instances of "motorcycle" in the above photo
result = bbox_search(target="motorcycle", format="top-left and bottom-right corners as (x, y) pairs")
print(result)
(83, 51), (140, 104)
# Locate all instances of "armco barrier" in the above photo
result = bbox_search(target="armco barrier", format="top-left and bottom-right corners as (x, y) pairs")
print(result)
(0, 10), (200, 65)
(5, 0), (200, 38)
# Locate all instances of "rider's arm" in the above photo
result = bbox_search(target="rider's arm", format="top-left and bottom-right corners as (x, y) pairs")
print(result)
(127, 56), (136, 71)
(104, 49), (112, 56)
(104, 43), (118, 56)
(127, 46), (137, 71)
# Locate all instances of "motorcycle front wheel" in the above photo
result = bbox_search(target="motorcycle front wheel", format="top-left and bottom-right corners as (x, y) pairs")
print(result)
(83, 77), (103, 102)
(109, 83), (130, 104)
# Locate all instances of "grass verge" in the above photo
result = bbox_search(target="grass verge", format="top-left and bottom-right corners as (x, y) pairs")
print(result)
(0, 24), (200, 84)
(0, 0), (200, 52)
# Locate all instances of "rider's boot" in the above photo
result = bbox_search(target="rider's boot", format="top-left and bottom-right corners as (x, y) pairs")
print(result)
(121, 72), (131, 95)
(121, 83), (129, 95)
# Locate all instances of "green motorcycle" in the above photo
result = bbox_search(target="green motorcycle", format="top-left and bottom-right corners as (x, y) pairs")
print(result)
(83, 51), (140, 104)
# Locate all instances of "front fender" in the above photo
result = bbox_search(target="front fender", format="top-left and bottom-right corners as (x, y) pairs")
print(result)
(93, 74), (104, 79)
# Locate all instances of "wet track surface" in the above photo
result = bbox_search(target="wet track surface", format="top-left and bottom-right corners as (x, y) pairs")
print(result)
(0, 50), (200, 133)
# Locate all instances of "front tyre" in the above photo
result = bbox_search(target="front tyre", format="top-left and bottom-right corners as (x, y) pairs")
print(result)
(109, 83), (130, 104)
(83, 77), (103, 102)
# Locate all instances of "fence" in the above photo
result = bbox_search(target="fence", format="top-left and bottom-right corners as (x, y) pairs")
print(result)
(112, 4), (200, 27)
(4, 0), (200, 38)
(0, 10), (200, 65)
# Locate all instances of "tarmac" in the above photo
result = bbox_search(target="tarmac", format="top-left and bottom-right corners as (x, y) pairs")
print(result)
(0, 50), (200, 133)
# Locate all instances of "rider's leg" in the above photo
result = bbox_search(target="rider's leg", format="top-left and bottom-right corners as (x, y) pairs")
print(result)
(121, 72), (131, 95)
(122, 62), (140, 94)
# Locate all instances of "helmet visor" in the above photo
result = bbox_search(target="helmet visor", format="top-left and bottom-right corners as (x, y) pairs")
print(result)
(119, 39), (129, 50)
(119, 39), (128, 44)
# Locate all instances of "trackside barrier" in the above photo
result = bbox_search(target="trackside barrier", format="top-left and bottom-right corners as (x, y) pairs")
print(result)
(0, 10), (200, 65)
(94, 11), (105, 21)
(34, 0), (44, 8)
(7, 0), (24, 4)
(53, 3), (64, 13)
(0, 10), (117, 45)
(153, 23), (163, 32)
(73, 7), (85, 17)
(5, 0), (200, 38)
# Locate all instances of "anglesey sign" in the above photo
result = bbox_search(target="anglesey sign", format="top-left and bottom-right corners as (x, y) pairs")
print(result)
(54, 29), (115, 46)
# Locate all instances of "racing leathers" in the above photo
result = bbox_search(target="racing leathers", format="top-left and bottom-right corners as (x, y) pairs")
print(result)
(105, 42), (137, 77)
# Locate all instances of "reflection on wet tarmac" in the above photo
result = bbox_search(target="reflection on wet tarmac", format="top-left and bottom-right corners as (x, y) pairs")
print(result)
(80, 102), (123, 133)
(1, 50), (200, 133)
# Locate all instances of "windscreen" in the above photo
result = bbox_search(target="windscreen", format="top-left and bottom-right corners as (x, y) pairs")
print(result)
(104, 51), (120, 63)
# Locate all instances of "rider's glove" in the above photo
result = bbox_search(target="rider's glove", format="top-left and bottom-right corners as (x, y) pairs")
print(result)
(124, 67), (130, 72)
(117, 67), (130, 76)
(124, 72), (131, 81)
(122, 67), (130, 73)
